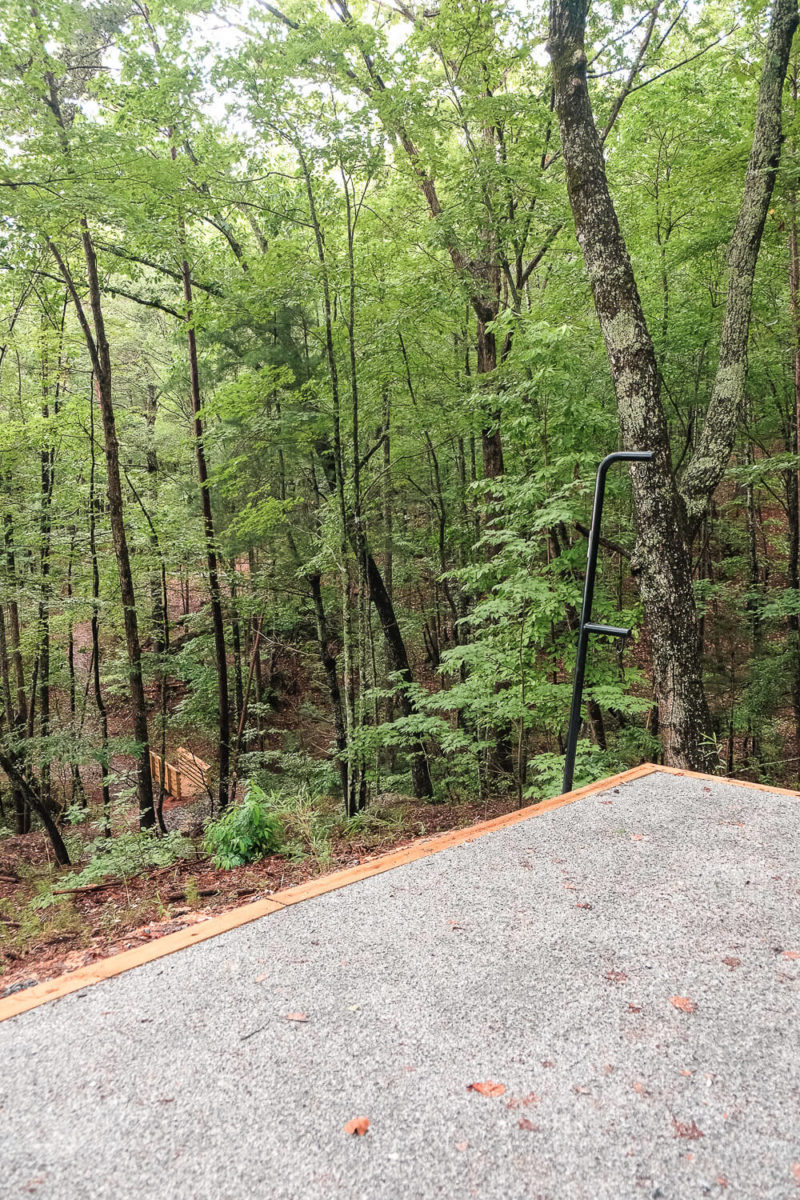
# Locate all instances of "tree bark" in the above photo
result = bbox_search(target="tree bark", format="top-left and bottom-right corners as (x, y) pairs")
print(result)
(309, 572), (351, 806)
(547, 0), (797, 768)
(181, 259), (231, 812)
(51, 233), (155, 827)
(547, 0), (712, 768)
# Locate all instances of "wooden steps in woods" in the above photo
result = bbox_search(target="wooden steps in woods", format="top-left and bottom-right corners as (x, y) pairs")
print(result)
(150, 746), (211, 802)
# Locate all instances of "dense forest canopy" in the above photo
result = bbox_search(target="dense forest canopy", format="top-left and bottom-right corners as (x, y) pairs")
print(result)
(1, 0), (800, 872)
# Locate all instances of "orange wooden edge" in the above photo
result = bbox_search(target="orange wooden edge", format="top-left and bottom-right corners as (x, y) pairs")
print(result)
(1, 760), (796, 1023)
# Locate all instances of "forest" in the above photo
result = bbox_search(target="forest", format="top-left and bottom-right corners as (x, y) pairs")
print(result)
(1, 0), (799, 984)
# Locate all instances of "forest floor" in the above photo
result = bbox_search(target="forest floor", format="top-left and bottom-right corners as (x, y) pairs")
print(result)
(0, 792), (520, 997)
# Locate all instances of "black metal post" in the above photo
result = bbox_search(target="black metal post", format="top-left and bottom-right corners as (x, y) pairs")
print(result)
(562, 451), (653, 794)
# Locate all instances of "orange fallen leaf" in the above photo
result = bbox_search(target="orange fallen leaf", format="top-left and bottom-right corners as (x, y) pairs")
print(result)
(679, 1069), (692, 1077)
(517, 1118), (538, 1131)
(631, 834), (644, 841)
(673, 1118), (704, 1140)
(343, 1116), (370, 1136)
(722, 956), (741, 971)
(628, 1003), (642, 1013)
(717, 1177), (729, 1189)
(576, 902), (593, 910)
(286, 1012), (308, 1022)
(506, 1092), (539, 1109)
(633, 1081), (647, 1096)
(541, 1060), (555, 1068)
(455, 1141), (468, 1152)
(782, 950), (800, 960)
(606, 969), (628, 983)
(467, 1081), (506, 1098)
(671, 995), (697, 1013)
(792, 1161), (800, 1182)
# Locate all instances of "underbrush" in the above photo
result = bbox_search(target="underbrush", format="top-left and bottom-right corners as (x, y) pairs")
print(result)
(30, 830), (196, 909)
(203, 782), (408, 870)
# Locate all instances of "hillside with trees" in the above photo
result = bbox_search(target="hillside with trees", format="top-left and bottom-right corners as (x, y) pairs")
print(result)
(2, 0), (799, 984)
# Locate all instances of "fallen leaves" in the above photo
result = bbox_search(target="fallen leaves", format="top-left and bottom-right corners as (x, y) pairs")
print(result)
(506, 1092), (539, 1109)
(791, 1162), (800, 1184)
(628, 1003), (642, 1014)
(467, 1081), (506, 1098)
(343, 1117), (370, 1136)
(672, 1118), (705, 1140)
(671, 995), (697, 1013)
(576, 902), (593, 910)
(606, 969), (628, 984)
(722, 956), (741, 971)
(517, 1118), (538, 1131)
(286, 1012), (308, 1022)
(455, 1141), (468, 1152)
(782, 950), (800, 960)
(632, 1081), (647, 1097)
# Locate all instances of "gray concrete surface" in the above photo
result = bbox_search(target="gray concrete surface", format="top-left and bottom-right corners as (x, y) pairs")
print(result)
(1, 769), (799, 1199)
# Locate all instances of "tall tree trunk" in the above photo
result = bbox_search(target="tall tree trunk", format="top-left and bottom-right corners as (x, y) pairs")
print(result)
(37, 319), (55, 814)
(51, 234), (154, 827)
(547, 0), (797, 768)
(181, 259), (230, 812)
(788, 190), (800, 753)
(89, 390), (112, 837)
(309, 573), (350, 806)
(3, 509), (28, 833)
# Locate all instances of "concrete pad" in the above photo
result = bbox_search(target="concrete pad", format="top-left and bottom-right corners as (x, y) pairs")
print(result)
(1, 769), (798, 1198)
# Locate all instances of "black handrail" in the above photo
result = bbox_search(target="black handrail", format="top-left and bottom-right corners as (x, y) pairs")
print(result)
(562, 451), (653, 794)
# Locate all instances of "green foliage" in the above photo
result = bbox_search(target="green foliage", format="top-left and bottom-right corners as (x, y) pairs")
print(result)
(528, 741), (627, 801)
(204, 785), (285, 868)
(32, 831), (195, 908)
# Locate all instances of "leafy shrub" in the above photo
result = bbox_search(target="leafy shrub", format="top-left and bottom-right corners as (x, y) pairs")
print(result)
(527, 740), (626, 800)
(204, 785), (284, 868)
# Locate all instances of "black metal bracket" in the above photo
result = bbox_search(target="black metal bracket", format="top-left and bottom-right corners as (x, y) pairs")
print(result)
(562, 450), (654, 794)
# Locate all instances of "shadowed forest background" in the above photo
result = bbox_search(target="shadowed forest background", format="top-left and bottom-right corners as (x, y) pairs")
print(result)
(2, 0), (800, 976)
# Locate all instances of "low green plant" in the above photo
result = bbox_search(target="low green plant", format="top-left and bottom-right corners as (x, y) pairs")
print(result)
(31, 830), (195, 908)
(527, 740), (626, 800)
(204, 784), (285, 868)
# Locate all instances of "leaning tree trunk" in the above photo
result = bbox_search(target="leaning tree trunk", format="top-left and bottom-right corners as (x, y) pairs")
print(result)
(547, 0), (797, 769)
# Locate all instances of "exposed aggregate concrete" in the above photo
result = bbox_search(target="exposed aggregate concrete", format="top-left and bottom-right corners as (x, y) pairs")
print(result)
(1, 770), (798, 1198)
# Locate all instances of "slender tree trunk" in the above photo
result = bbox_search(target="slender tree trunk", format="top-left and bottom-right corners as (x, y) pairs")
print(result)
(52, 231), (154, 826)
(299, 147), (432, 798)
(229, 561), (245, 726)
(788, 193), (800, 753)
(309, 573), (350, 806)
(66, 530), (84, 804)
(181, 259), (230, 812)
(88, 391), (112, 837)
(37, 321), (54, 813)
(3, 508), (28, 833)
